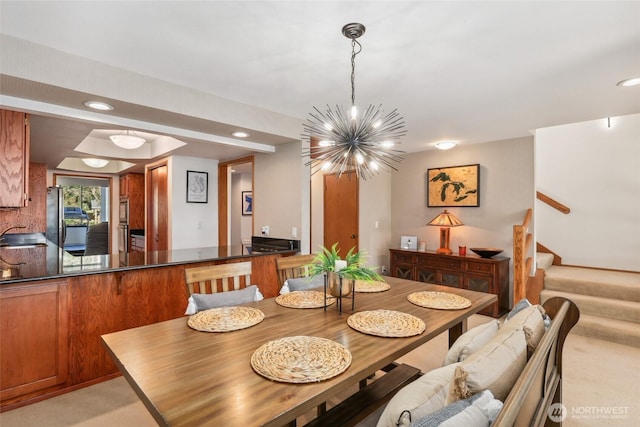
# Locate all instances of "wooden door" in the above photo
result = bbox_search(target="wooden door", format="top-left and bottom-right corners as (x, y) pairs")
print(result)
(323, 172), (358, 256)
(147, 163), (168, 251)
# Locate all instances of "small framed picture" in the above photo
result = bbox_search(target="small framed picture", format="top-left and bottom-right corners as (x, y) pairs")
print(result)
(186, 170), (208, 203)
(242, 191), (252, 216)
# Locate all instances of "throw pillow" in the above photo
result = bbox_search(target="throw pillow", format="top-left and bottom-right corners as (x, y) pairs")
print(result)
(376, 363), (459, 427)
(447, 328), (526, 403)
(410, 390), (503, 427)
(502, 305), (545, 357)
(184, 285), (264, 315)
(443, 320), (500, 366)
(506, 298), (532, 320)
(279, 275), (324, 294)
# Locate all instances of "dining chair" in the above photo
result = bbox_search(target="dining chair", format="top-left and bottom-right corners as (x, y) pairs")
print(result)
(275, 254), (318, 287)
(184, 261), (253, 297)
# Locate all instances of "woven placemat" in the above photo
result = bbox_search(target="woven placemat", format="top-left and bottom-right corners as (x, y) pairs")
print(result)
(354, 280), (391, 293)
(407, 291), (472, 310)
(347, 310), (426, 337)
(275, 291), (336, 309)
(187, 306), (265, 332)
(251, 336), (352, 383)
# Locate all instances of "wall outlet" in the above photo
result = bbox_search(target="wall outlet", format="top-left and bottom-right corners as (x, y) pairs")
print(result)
(261, 226), (270, 236)
(381, 265), (387, 275)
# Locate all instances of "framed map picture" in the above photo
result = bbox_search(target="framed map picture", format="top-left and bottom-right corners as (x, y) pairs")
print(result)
(187, 170), (208, 203)
(427, 164), (479, 207)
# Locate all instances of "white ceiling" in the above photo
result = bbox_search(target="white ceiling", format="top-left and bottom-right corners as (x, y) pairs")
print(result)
(1, 1), (639, 173)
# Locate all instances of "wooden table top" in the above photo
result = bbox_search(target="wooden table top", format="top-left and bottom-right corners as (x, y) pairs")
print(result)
(101, 277), (496, 427)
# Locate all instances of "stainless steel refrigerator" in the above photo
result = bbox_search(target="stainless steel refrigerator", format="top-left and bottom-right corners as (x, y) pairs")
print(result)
(46, 186), (66, 247)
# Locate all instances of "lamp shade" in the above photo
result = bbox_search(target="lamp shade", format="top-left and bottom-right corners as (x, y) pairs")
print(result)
(427, 210), (463, 227)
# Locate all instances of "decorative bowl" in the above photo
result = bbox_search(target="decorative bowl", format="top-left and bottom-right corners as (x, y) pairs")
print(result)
(470, 248), (503, 258)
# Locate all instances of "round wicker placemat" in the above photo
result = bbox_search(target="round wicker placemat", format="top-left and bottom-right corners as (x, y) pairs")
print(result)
(251, 336), (352, 383)
(354, 280), (391, 293)
(347, 310), (426, 337)
(187, 306), (265, 332)
(275, 291), (335, 309)
(407, 291), (472, 310)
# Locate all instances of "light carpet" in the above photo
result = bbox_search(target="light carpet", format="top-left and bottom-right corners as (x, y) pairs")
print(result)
(1, 315), (638, 426)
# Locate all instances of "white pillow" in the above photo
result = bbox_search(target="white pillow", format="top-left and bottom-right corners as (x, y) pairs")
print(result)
(443, 320), (499, 365)
(447, 328), (527, 403)
(502, 305), (545, 357)
(185, 285), (264, 315)
(376, 363), (459, 427)
(409, 390), (503, 427)
(279, 275), (324, 294)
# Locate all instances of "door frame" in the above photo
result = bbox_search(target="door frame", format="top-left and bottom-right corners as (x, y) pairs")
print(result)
(322, 171), (359, 255)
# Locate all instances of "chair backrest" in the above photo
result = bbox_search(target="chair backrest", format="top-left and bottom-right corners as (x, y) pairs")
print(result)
(184, 261), (252, 297)
(84, 222), (109, 255)
(275, 254), (317, 286)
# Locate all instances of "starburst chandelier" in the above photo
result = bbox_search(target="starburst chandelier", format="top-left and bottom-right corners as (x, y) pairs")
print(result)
(303, 23), (406, 180)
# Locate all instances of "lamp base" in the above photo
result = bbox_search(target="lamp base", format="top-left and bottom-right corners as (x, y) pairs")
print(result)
(436, 247), (453, 255)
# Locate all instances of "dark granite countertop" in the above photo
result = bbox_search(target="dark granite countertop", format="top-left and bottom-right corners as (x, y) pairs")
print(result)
(0, 242), (295, 285)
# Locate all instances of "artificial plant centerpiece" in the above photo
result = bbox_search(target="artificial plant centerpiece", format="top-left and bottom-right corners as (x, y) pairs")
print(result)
(306, 243), (383, 297)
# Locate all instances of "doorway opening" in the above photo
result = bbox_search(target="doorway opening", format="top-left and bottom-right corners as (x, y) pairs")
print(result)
(218, 156), (254, 252)
(54, 175), (111, 255)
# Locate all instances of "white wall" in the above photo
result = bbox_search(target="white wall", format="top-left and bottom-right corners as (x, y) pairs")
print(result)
(231, 172), (252, 246)
(254, 141), (307, 250)
(535, 113), (640, 271)
(169, 156), (218, 250)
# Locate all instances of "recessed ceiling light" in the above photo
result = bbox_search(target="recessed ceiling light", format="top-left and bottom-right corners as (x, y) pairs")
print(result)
(617, 77), (640, 87)
(435, 140), (457, 150)
(82, 158), (109, 168)
(231, 131), (250, 138)
(83, 100), (114, 111)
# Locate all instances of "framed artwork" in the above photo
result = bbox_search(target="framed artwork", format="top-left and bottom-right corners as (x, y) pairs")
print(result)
(242, 191), (252, 216)
(427, 164), (479, 207)
(186, 170), (208, 203)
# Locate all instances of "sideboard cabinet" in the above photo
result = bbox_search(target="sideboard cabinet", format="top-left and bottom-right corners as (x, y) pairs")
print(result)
(389, 249), (510, 317)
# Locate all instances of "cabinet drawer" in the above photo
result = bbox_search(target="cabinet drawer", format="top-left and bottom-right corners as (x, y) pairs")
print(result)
(418, 256), (461, 270)
(466, 261), (493, 274)
(392, 252), (415, 264)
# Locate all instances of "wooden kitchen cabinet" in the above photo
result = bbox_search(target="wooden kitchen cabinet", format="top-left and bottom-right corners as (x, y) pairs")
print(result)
(389, 249), (510, 317)
(119, 173), (144, 230)
(0, 109), (30, 208)
(0, 280), (68, 406)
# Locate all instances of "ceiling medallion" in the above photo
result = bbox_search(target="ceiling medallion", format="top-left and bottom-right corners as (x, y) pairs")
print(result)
(303, 23), (406, 180)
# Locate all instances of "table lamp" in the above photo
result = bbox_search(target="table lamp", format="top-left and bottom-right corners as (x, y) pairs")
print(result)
(428, 210), (463, 255)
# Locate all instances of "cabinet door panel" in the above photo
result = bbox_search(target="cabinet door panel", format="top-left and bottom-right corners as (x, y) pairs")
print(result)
(393, 264), (414, 280)
(0, 281), (68, 400)
(416, 267), (437, 284)
(466, 275), (491, 293)
(439, 271), (462, 288)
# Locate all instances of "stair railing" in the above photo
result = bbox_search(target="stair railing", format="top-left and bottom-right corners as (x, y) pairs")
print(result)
(513, 208), (533, 303)
(536, 191), (570, 214)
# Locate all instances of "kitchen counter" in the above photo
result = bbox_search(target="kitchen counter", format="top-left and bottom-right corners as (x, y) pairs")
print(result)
(0, 242), (295, 285)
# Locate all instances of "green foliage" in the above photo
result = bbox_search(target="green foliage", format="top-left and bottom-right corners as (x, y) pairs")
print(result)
(306, 243), (383, 282)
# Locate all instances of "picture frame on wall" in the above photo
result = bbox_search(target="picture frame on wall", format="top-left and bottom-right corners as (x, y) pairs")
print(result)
(242, 191), (252, 216)
(427, 163), (480, 207)
(186, 170), (208, 203)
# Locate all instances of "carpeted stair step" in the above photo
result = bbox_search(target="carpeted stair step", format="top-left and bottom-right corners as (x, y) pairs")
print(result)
(544, 266), (640, 302)
(569, 313), (640, 348)
(540, 290), (640, 324)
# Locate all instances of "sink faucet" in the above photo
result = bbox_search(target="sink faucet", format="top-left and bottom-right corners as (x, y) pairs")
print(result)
(0, 225), (26, 241)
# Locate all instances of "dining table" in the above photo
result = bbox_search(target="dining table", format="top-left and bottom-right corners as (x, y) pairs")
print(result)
(101, 276), (497, 427)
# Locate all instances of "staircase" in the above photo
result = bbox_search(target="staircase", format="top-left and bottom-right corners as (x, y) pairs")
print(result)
(539, 264), (640, 348)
